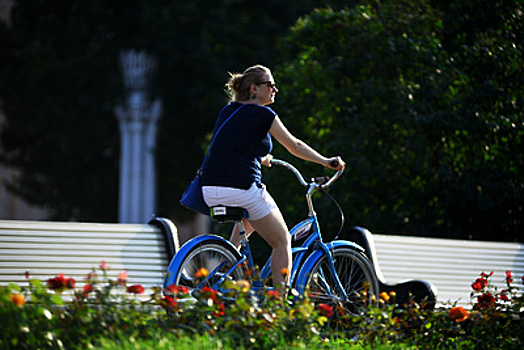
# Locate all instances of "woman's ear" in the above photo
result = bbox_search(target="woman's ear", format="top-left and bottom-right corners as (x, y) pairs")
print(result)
(249, 84), (258, 100)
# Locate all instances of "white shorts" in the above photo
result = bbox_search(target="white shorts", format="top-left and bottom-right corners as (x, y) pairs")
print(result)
(202, 183), (277, 221)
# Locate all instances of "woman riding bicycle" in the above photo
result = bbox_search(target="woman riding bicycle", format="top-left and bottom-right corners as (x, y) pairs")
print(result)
(201, 65), (345, 288)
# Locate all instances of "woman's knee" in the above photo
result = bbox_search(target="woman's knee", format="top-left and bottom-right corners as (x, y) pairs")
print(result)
(251, 210), (290, 249)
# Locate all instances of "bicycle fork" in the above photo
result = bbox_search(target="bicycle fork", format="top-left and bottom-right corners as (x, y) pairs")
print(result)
(315, 242), (348, 301)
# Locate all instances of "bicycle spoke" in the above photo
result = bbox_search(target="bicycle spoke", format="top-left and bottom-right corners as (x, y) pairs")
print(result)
(297, 246), (379, 334)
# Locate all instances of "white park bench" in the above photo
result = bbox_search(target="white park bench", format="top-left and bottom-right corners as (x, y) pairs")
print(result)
(0, 217), (178, 291)
(2, 218), (521, 309)
(344, 227), (524, 308)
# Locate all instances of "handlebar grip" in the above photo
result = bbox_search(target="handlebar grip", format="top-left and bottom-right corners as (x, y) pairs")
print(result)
(314, 176), (330, 185)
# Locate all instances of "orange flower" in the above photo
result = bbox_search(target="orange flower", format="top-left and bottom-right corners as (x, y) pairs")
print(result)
(234, 280), (251, 293)
(379, 291), (390, 302)
(449, 306), (469, 322)
(195, 267), (209, 278)
(118, 270), (128, 285)
(281, 268), (289, 277)
(10, 293), (25, 307)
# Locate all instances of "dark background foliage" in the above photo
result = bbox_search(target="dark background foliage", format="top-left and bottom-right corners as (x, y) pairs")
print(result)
(0, 0), (522, 242)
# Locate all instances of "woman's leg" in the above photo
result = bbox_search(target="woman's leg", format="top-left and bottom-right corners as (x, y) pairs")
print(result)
(249, 208), (291, 288)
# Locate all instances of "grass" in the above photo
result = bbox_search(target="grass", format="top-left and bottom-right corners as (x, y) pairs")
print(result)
(96, 333), (416, 350)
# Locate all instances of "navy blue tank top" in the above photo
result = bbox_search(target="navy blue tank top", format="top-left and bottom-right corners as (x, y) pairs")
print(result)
(201, 102), (277, 189)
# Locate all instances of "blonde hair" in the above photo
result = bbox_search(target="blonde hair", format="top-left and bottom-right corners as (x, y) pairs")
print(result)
(225, 65), (271, 102)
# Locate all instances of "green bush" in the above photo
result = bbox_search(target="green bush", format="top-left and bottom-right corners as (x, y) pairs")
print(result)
(1, 263), (522, 349)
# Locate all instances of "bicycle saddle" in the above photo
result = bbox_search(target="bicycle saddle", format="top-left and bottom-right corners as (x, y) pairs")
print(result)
(210, 206), (249, 223)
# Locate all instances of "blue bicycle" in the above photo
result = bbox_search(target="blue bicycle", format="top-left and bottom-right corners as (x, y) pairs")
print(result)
(164, 159), (379, 323)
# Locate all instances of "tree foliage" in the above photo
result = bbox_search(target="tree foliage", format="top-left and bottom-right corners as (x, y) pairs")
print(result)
(0, 0), (522, 242)
(272, 0), (523, 241)
(0, 0), (350, 221)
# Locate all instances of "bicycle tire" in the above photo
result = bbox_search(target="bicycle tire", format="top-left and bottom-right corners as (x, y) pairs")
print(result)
(166, 239), (244, 292)
(295, 246), (379, 330)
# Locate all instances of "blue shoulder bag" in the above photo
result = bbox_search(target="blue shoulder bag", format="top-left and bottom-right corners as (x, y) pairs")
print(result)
(180, 104), (246, 215)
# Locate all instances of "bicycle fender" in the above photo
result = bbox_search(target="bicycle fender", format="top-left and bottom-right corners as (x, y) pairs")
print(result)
(163, 234), (238, 289)
(293, 240), (364, 294)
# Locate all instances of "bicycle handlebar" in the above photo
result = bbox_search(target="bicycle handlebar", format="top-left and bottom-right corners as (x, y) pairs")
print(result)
(270, 159), (344, 189)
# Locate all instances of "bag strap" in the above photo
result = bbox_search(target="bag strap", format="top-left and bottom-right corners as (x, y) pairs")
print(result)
(199, 104), (246, 172)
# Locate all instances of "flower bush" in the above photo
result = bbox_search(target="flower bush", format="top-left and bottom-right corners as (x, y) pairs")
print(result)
(0, 263), (522, 349)
(344, 270), (523, 349)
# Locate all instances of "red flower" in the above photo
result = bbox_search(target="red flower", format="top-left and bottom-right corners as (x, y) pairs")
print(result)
(100, 261), (108, 271)
(480, 271), (493, 278)
(505, 270), (513, 284)
(471, 278), (487, 292)
(213, 302), (225, 317)
(83, 284), (94, 294)
(201, 286), (216, 298)
(165, 284), (190, 295)
(47, 274), (76, 291)
(160, 296), (177, 310)
(267, 290), (280, 300)
(127, 284), (145, 294)
(477, 292), (496, 310)
(317, 303), (334, 317)
(499, 290), (511, 302)
(449, 306), (469, 322)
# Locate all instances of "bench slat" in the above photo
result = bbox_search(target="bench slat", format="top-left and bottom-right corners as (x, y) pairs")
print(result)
(0, 220), (159, 232)
(0, 242), (166, 252)
(0, 219), (179, 289)
(0, 236), (164, 245)
(0, 249), (166, 259)
(372, 234), (524, 306)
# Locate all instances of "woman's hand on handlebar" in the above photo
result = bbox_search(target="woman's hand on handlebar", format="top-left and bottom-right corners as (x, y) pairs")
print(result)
(326, 156), (345, 171)
(261, 154), (273, 167)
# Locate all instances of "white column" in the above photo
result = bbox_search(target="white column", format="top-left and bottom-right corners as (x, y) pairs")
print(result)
(115, 50), (161, 223)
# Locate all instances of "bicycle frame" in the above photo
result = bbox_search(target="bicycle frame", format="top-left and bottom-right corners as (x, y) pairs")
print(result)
(164, 159), (366, 298)
(257, 214), (365, 296)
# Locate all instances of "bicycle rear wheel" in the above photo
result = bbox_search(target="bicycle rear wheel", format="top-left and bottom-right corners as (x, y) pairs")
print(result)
(296, 246), (379, 329)
(166, 239), (245, 292)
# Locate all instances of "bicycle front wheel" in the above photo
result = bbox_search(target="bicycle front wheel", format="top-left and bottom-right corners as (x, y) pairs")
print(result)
(167, 239), (245, 291)
(296, 246), (379, 319)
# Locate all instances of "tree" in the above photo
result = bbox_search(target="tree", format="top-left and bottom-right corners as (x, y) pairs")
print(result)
(0, 1), (122, 220)
(0, 0), (351, 221)
(273, 0), (523, 241)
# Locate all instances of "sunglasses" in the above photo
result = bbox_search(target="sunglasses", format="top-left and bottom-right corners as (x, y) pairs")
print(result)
(257, 81), (277, 90)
